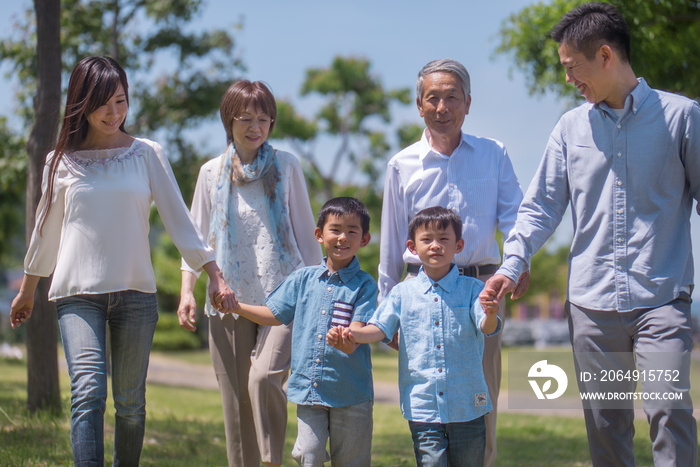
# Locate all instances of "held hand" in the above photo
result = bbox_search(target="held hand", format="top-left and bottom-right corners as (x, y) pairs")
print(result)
(10, 291), (34, 329)
(482, 274), (516, 304)
(208, 274), (238, 314)
(336, 326), (358, 354)
(387, 332), (400, 351)
(479, 287), (500, 316)
(512, 270), (530, 300)
(326, 326), (341, 347)
(177, 293), (198, 332)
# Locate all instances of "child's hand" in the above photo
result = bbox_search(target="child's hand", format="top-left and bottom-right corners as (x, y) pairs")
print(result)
(479, 287), (499, 316)
(326, 326), (357, 354)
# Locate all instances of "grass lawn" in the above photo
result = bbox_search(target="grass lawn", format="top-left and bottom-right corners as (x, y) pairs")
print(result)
(1, 347), (698, 466)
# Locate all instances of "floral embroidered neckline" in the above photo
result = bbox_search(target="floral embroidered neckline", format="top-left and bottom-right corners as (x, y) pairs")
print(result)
(66, 139), (142, 167)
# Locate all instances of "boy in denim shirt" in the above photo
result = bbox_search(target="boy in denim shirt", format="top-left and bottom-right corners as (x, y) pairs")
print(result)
(234, 197), (376, 466)
(328, 206), (500, 467)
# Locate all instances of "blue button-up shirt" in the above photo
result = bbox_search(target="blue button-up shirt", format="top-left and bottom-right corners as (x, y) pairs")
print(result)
(266, 257), (377, 407)
(500, 79), (700, 312)
(369, 265), (501, 423)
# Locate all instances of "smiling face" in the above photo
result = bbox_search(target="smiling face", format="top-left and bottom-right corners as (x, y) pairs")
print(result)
(315, 213), (371, 272)
(417, 71), (471, 154)
(407, 222), (464, 281)
(558, 42), (611, 105)
(231, 106), (272, 162)
(84, 84), (128, 146)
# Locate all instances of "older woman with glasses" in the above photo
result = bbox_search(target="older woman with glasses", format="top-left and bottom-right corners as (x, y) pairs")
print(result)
(178, 80), (322, 467)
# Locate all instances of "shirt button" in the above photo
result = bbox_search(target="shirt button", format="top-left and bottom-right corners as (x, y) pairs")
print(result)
(617, 152), (622, 157)
(316, 359), (321, 364)
(617, 238), (623, 243)
(617, 181), (622, 186)
(439, 392), (444, 396)
(318, 334), (323, 340)
(617, 124), (622, 129)
(437, 344), (441, 349)
(435, 321), (439, 326)
(433, 297), (438, 302)
(327, 287), (332, 292)
(617, 265), (623, 271)
(433, 283), (438, 287)
(617, 209), (623, 214)
(438, 368), (443, 373)
(313, 382), (318, 388)
(321, 310), (326, 315)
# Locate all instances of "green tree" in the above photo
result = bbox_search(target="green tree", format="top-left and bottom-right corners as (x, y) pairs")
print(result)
(0, 0), (244, 406)
(273, 56), (413, 200)
(1, 0), (244, 203)
(0, 117), (27, 267)
(495, 0), (700, 101)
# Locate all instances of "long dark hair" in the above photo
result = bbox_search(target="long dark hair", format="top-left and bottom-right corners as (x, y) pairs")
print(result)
(38, 56), (129, 234)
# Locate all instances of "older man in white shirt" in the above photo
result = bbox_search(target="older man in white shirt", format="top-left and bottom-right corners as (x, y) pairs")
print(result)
(378, 59), (528, 467)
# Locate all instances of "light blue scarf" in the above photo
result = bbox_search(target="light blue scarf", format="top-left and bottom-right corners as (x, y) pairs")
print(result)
(209, 141), (297, 308)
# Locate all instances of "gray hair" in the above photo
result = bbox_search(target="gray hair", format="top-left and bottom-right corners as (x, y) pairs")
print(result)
(416, 59), (471, 102)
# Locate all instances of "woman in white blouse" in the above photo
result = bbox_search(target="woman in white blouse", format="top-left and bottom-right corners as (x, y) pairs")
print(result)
(10, 56), (236, 466)
(177, 80), (322, 467)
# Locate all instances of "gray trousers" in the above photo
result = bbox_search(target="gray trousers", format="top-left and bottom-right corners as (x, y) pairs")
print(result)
(209, 313), (292, 466)
(567, 297), (697, 467)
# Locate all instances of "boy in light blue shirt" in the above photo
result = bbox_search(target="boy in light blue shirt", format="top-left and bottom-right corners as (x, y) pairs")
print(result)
(328, 206), (500, 467)
(234, 197), (377, 466)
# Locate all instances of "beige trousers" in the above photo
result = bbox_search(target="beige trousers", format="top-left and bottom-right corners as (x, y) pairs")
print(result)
(208, 313), (292, 466)
(478, 270), (505, 467)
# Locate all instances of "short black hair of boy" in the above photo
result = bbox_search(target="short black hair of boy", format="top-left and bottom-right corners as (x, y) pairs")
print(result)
(408, 206), (463, 242)
(551, 2), (631, 63)
(317, 197), (371, 235)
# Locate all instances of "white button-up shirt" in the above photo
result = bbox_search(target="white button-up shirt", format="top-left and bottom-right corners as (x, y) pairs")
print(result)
(378, 130), (523, 299)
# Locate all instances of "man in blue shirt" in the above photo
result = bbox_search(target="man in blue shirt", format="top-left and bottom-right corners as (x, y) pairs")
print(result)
(330, 207), (501, 467)
(483, 3), (699, 466)
(234, 197), (377, 466)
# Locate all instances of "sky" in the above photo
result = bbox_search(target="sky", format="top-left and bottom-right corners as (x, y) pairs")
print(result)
(1, 0), (699, 298)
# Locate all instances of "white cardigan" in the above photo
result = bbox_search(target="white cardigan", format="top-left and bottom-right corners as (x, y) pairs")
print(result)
(24, 138), (215, 300)
(182, 149), (322, 315)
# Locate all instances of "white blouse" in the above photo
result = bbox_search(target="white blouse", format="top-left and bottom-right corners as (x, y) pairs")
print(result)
(24, 138), (215, 301)
(182, 150), (322, 315)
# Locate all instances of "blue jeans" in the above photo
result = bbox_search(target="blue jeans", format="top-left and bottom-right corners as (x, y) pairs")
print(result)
(57, 291), (158, 467)
(409, 416), (486, 467)
(292, 401), (373, 466)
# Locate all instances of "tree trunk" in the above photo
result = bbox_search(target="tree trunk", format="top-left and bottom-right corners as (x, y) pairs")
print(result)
(25, 0), (62, 414)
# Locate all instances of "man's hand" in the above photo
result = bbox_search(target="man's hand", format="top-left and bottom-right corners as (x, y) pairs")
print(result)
(482, 274), (516, 305)
(512, 270), (530, 300)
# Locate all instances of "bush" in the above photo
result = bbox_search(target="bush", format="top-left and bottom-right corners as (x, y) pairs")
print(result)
(151, 312), (203, 351)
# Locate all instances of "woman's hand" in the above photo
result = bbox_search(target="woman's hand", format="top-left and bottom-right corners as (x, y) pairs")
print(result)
(177, 291), (198, 332)
(10, 275), (41, 329)
(202, 261), (238, 313)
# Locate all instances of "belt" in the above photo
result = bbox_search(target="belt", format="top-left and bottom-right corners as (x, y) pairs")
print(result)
(405, 263), (499, 278)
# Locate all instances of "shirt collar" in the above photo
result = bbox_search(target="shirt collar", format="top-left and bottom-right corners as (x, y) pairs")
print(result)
(416, 264), (460, 293)
(418, 129), (473, 161)
(596, 77), (650, 118)
(318, 256), (361, 283)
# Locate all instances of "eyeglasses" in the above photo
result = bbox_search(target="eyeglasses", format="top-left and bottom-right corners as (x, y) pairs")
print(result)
(234, 115), (274, 127)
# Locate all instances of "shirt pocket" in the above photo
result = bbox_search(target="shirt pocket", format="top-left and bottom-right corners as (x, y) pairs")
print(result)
(450, 306), (477, 337)
(331, 300), (354, 328)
